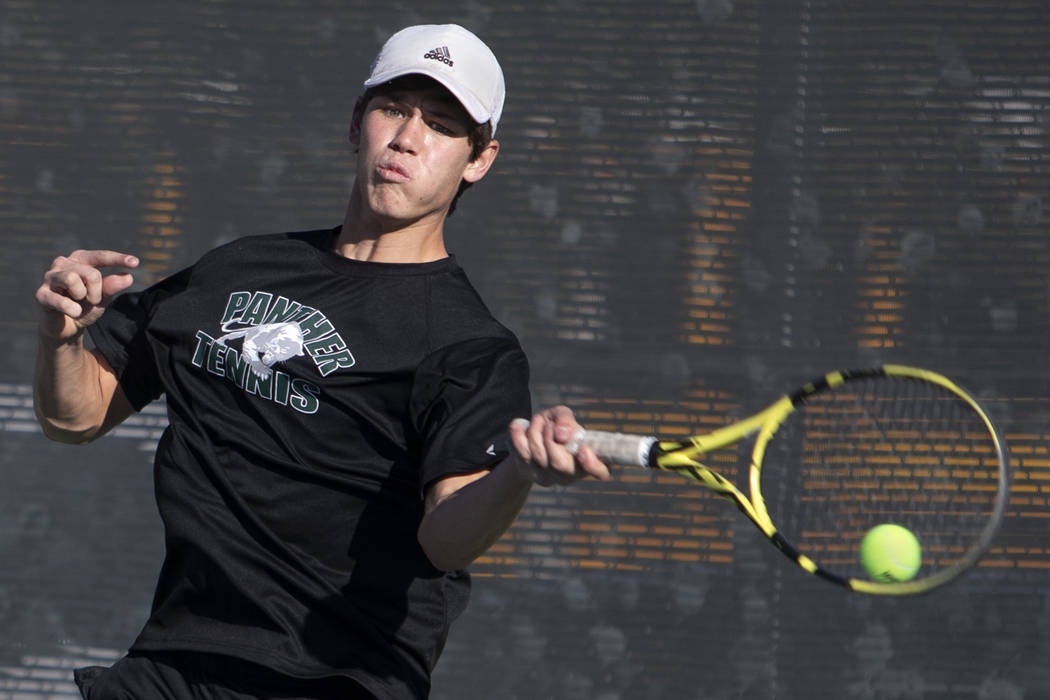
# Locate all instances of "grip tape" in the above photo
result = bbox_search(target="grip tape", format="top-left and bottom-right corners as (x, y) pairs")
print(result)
(572, 429), (655, 467)
(511, 419), (655, 467)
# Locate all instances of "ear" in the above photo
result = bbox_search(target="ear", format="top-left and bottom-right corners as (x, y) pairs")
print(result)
(348, 96), (366, 145)
(461, 139), (500, 184)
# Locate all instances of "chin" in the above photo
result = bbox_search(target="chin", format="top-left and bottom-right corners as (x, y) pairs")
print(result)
(366, 195), (412, 221)
(370, 199), (443, 227)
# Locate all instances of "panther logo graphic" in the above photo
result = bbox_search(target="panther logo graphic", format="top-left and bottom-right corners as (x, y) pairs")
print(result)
(215, 321), (305, 379)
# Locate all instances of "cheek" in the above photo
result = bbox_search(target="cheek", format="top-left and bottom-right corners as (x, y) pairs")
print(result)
(432, 146), (473, 184)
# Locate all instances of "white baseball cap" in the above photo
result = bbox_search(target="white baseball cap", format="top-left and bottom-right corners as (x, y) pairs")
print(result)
(364, 24), (506, 135)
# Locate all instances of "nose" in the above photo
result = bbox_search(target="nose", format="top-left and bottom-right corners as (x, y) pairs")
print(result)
(390, 111), (426, 154)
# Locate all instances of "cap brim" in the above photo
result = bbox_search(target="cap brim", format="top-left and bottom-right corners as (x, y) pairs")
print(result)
(364, 68), (492, 128)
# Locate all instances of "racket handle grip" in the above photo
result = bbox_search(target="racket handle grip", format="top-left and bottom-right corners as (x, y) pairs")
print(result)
(573, 429), (656, 467)
(511, 419), (655, 467)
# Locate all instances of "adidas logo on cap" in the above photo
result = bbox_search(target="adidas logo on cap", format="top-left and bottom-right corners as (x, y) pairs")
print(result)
(423, 46), (453, 67)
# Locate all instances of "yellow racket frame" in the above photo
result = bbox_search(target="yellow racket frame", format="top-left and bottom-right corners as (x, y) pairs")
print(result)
(647, 365), (1010, 595)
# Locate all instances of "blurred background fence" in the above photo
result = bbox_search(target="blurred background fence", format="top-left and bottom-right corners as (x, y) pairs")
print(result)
(2, 1), (1049, 697)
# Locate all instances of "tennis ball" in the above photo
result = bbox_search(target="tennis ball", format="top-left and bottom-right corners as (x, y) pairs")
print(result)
(859, 524), (921, 582)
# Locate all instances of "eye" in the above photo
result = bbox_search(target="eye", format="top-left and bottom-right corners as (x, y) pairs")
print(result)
(428, 120), (455, 135)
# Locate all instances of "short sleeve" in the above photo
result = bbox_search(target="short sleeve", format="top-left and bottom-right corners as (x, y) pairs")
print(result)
(410, 336), (531, 490)
(87, 267), (191, 411)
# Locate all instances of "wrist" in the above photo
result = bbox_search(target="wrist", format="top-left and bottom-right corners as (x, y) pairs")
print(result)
(504, 452), (540, 486)
(37, 328), (86, 349)
(37, 313), (87, 346)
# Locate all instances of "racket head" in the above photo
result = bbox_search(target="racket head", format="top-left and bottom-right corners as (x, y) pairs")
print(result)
(749, 365), (1010, 595)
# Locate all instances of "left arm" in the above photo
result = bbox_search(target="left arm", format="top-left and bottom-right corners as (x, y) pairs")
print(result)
(417, 405), (610, 572)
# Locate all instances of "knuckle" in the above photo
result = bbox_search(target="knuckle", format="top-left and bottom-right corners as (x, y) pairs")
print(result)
(55, 269), (77, 286)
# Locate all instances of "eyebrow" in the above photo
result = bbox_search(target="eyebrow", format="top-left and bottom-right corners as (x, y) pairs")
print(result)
(382, 91), (467, 122)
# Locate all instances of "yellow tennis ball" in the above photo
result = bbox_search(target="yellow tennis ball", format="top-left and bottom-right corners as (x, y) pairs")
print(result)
(859, 524), (921, 582)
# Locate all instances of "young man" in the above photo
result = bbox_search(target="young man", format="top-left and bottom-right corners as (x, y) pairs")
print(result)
(34, 24), (609, 700)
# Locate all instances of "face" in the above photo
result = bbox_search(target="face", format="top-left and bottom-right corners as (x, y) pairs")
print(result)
(350, 83), (497, 228)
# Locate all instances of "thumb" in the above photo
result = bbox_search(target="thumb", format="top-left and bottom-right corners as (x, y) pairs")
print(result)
(101, 271), (135, 299)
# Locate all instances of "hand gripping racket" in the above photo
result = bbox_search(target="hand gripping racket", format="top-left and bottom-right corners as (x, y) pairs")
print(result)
(539, 365), (1010, 595)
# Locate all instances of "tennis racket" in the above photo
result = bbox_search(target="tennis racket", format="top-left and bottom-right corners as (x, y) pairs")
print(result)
(530, 365), (1010, 595)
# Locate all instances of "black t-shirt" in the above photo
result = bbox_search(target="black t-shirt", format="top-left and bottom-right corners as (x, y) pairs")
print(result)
(88, 227), (531, 699)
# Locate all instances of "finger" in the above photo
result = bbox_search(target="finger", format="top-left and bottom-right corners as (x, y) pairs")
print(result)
(35, 284), (88, 319)
(101, 272), (135, 300)
(68, 249), (140, 270)
(83, 266), (105, 305)
(509, 418), (532, 462)
(525, 417), (551, 468)
(44, 255), (136, 306)
(575, 446), (612, 481)
(45, 267), (90, 302)
(73, 253), (136, 305)
(510, 418), (558, 486)
(65, 264), (108, 305)
(547, 405), (579, 445)
(544, 421), (581, 476)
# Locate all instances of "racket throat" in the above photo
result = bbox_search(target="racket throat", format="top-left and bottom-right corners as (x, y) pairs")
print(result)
(768, 531), (850, 588)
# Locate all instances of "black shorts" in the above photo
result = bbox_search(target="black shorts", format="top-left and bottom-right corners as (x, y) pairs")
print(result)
(74, 651), (377, 700)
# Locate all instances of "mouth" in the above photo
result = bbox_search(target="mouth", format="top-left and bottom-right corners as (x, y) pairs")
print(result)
(376, 161), (410, 183)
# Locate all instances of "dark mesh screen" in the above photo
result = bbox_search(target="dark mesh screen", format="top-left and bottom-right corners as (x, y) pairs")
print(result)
(3, 1), (1049, 697)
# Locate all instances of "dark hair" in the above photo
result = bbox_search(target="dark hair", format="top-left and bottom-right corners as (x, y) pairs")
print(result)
(358, 75), (495, 217)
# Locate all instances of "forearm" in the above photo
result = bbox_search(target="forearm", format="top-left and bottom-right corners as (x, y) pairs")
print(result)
(418, 407), (612, 571)
(417, 457), (533, 572)
(34, 334), (110, 443)
(33, 249), (139, 443)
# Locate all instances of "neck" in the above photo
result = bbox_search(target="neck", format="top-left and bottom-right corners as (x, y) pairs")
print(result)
(336, 187), (449, 263)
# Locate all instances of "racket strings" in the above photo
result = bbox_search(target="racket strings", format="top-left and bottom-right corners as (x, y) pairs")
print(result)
(764, 376), (1003, 581)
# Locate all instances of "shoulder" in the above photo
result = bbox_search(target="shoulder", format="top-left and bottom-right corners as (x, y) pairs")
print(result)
(194, 228), (336, 268)
(424, 260), (521, 349)
(117, 228), (336, 308)
(412, 335), (530, 421)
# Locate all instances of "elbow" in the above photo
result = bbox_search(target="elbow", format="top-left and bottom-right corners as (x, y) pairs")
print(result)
(418, 530), (477, 573)
(418, 510), (489, 572)
(34, 408), (103, 445)
(38, 422), (102, 445)
(425, 554), (467, 574)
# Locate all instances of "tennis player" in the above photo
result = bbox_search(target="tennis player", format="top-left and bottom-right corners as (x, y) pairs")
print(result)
(34, 24), (609, 700)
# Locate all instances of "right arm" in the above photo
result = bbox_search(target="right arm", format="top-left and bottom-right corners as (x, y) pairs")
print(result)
(418, 406), (610, 571)
(33, 250), (139, 443)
